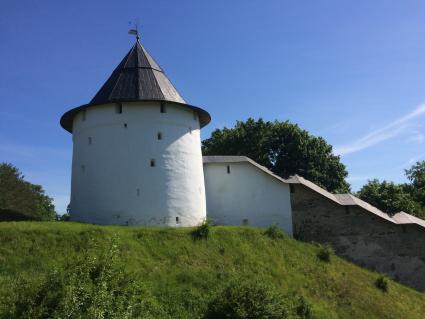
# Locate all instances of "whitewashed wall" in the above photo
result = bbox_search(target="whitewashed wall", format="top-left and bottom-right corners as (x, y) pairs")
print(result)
(203, 162), (293, 235)
(70, 101), (206, 227)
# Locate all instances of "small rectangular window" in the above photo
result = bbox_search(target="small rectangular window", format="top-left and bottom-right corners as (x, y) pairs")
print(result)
(88, 137), (92, 145)
(160, 103), (166, 113)
(176, 216), (179, 224)
(116, 103), (123, 114)
(150, 159), (156, 167)
(157, 132), (162, 140)
(124, 123), (127, 128)
(82, 110), (86, 121)
(227, 165), (231, 174)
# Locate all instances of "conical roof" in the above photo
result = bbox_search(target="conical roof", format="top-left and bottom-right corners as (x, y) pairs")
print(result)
(60, 40), (210, 132)
(90, 40), (186, 104)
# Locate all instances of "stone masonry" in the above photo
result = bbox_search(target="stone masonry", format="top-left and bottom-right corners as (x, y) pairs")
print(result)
(290, 181), (425, 291)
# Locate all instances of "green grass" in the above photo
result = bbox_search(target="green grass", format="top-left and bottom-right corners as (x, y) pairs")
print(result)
(0, 222), (424, 318)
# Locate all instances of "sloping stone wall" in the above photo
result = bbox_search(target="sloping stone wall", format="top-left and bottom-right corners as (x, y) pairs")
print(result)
(291, 184), (425, 291)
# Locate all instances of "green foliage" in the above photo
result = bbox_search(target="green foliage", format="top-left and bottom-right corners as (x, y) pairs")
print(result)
(405, 161), (425, 207)
(375, 275), (389, 292)
(27, 183), (56, 221)
(1, 223), (425, 319)
(202, 118), (350, 193)
(57, 213), (70, 221)
(317, 244), (333, 262)
(296, 296), (312, 319)
(191, 219), (212, 240)
(264, 224), (285, 239)
(357, 179), (421, 216)
(203, 280), (292, 319)
(3, 236), (166, 319)
(0, 163), (55, 221)
(358, 160), (425, 219)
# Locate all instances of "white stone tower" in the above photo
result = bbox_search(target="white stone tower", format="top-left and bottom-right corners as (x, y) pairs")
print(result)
(60, 37), (210, 226)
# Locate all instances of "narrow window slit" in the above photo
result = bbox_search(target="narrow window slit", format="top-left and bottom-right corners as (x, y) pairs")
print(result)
(160, 103), (166, 113)
(124, 123), (127, 128)
(116, 103), (123, 114)
(176, 216), (179, 224)
(157, 132), (163, 140)
(150, 159), (156, 167)
(227, 165), (231, 174)
(136, 188), (140, 197)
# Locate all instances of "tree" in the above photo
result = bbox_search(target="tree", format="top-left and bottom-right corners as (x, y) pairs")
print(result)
(0, 163), (56, 221)
(357, 179), (423, 217)
(28, 183), (56, 220)
(405, 161), (425, 207)
(202, 118), (350, 193)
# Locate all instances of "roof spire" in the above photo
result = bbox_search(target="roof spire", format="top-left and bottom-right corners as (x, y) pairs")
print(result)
(128, 23), (140, 41)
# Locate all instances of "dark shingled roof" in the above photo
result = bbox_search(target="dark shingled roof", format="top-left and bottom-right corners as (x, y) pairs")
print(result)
(60, 40), (210, 132)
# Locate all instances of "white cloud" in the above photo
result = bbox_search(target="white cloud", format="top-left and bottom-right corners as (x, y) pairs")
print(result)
(334, 103), (425, 156)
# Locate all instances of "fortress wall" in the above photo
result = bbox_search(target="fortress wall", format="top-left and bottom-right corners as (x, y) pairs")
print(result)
(204, 162), (293, 235)
(291, 184), (425, 291)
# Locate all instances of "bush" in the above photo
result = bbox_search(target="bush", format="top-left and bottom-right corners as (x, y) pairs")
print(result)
(4, 236), (167, 318)
(264, 224), (285, 239)
(375, 275), (389, 292)
(56, 213), (70, 221)
(191, 219), (212, 240)
(203, 280), (291, 319)
(317, 244), (333, 262)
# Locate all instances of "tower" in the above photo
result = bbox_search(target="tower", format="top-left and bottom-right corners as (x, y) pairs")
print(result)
(60, 37), (210, 226)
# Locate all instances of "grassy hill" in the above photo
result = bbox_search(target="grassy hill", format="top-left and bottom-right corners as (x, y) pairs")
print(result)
(0, 222), (424, 318)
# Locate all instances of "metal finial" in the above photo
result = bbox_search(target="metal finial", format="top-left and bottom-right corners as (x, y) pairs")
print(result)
(128, 23), (140, 41)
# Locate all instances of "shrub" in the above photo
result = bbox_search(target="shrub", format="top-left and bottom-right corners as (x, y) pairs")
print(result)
(375, 275), (389, 292)
(203, 280), (291, 319)
(191, 219), (212, 240)
(296, 296), (312, 319)
(4, 236), (167, 318)
(264, 224), (285, 239)
(56, 213), (70, 221)
(317, 244), (333, 262)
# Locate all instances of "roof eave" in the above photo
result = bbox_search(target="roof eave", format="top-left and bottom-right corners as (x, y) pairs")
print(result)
(60, 99), (211, 133)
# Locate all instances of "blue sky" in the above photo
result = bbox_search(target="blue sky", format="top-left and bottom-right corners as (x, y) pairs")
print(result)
(1, 0), (425, 213)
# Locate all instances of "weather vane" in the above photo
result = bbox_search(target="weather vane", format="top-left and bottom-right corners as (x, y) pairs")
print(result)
(128, 21), (141, 41)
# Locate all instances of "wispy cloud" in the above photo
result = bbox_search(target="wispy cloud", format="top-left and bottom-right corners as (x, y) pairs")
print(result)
(335, 103), (425, 156)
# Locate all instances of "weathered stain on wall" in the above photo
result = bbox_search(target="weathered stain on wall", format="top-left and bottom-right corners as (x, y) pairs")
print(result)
(291, 184), (425, 291)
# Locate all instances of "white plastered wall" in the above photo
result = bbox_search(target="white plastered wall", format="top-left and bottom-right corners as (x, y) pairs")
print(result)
(203, 162), (293, 235)
(70, 101), (206, 227)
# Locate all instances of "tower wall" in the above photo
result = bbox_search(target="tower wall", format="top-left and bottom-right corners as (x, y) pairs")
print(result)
(70, 101), (206, 227)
